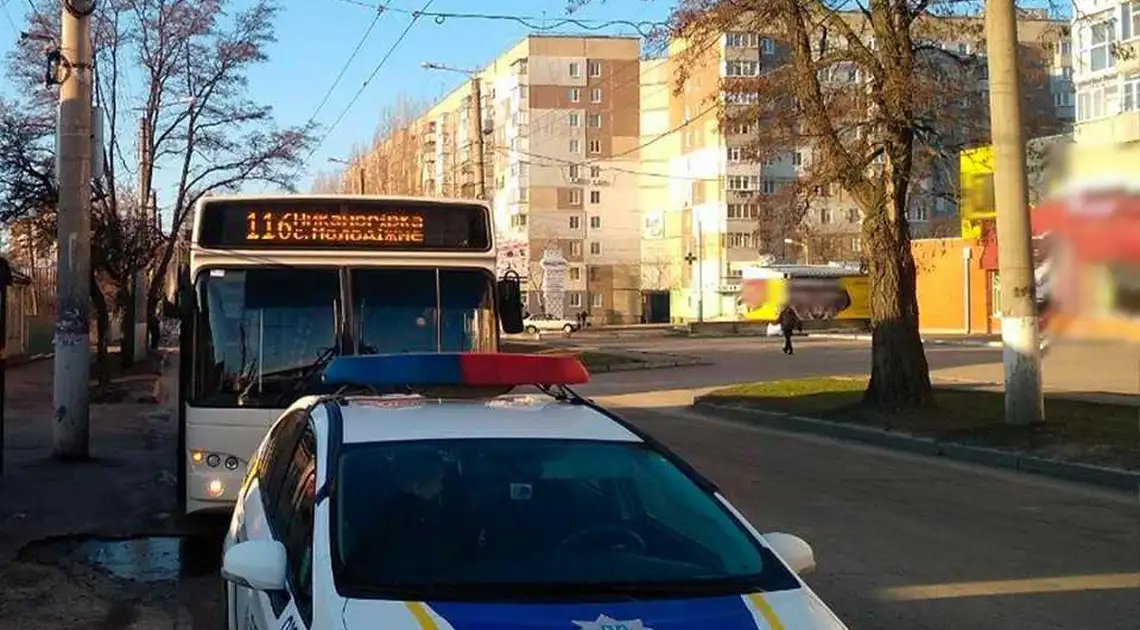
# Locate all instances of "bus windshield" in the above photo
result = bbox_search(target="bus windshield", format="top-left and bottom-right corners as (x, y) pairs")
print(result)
(189, 266), (496, 407)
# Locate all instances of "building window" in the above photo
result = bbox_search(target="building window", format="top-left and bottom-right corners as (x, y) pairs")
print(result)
(1080, 20), (1116, 72)
(792, 151), (803, 167)
(727, 203), (758, 219)
(761, 38), (775, 54)
(761, 179), (777, 195)
(568, 164), (580, 180)
(569, 293), (582, 307)
(516, 58), (528, 75)
(588, 139), (601, 154)
(1077, 81), (1120, 121)
(569, 216), (581, 229)
(570, 242), (583, 257)
(726, 147), (743, 162)
(568, 267), (581, 281)
(569, 189), (582, 205)
(589, 165), (601, 178)
(518, 187), (528, 202)
(568, 112), (580, 127)
(1123, 73), (1140, 112)
(569, 62), (581, 77)
(570, 139), (581, 153)
(725, 60), (760, 76)
(726, 232), (754, 248)
(589, 190), (601, 204)
(588, 113), (602, 128)
(852, 237), (861, 253)
(590, 88), (602, 103)
(726, 175), (758, 190)
(569, 88), (580, 102)
(590, 216), (601, 228)
(591, 293), (603, 308)
(590, 242), (601, 255)
(724, 91), (760, 105)
(588, 60), (601, 77)
(725, 32), (758, 48)
(731, 123), (753, 134)
(819, 208), (832, 224)
(847, 208), (860, 222)
(1124, 2), (1140, 41)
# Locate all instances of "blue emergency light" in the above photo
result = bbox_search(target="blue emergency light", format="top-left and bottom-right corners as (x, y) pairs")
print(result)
(321, 353), (590, 388)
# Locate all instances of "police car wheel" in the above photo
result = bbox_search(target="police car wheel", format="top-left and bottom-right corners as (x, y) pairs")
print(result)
(525, 325), (538, 334)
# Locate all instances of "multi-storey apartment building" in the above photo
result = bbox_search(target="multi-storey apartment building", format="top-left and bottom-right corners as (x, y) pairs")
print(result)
(1070, 0), (1140, 177)
(653, 10), (1073, 321)
(348, 35), (644, 323)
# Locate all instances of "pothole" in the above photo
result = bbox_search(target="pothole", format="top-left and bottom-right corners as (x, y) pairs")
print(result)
(18, 529), (225, 583)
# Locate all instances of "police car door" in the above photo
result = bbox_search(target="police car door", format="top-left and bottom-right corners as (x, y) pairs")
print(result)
(245, 419), (317, 630)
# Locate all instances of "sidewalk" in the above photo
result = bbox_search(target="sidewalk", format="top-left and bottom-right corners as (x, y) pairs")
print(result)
(0, 355), (177, 558)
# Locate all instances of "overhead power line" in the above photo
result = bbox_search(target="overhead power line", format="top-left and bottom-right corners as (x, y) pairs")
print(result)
(306, 1), (390, 126)
(330, 0), (668, 37)
(306, 0), (437, 163)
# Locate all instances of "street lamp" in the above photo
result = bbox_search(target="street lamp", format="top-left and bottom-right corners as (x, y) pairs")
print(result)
(328, 157), (365, 194)
(784, 238), (809, 264)
(421, 60), (487, 200)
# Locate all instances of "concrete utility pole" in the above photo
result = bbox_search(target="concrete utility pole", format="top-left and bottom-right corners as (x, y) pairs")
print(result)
(470, 77), (488, 200)
(53, 0), (97, 459)
(985, 0), (1044, 426)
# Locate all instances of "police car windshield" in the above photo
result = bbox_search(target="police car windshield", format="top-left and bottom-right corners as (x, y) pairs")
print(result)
(333, 439), (799, 601)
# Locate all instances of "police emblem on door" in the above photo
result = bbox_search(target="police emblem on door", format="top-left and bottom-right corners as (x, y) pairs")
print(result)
(572, 615), (654, 630)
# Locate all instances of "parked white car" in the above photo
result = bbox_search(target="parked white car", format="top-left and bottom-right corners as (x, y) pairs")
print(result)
(523, 313), (579, 334)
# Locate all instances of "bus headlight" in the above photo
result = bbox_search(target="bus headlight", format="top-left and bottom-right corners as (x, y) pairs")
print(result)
(191, 450), (242, 470)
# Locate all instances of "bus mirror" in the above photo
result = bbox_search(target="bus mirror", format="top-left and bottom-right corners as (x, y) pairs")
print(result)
(497, 274), (524, 334)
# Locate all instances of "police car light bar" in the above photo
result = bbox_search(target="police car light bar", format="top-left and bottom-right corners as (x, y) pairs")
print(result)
(321, 353), (590, 388)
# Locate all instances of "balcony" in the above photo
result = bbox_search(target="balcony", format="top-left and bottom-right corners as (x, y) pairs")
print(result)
(1075, 110), (1140, 146)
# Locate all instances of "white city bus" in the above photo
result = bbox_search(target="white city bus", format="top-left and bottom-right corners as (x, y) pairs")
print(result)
(165, 194), (524, 516)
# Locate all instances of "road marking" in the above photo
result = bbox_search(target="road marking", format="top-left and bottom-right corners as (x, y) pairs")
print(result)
(878, 573), (1140, 601)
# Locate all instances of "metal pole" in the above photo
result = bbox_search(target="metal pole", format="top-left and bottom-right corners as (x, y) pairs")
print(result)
(697, 213), (704, 323)
(985, 0), (1043, 426)
(358, 165), (365, 194)
(471, 77), (487, 200)
(53, 0), (95, 459)
(0, 260), (9, 476)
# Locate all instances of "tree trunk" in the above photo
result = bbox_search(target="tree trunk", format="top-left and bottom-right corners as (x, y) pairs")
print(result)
(119, 286), (135, 369)
(90, 278), (112, 398)
(861, 191), (934, 409)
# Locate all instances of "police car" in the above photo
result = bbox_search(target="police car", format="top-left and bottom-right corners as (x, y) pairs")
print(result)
(220, 353), (849, 630)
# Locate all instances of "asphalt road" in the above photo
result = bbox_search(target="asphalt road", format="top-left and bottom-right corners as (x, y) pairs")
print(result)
(582, 337), (1140, 630)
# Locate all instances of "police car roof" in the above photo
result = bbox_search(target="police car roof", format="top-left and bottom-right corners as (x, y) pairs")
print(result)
(334, 395), (643, 445)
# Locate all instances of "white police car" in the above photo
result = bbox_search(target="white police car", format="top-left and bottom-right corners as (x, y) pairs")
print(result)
(220, 353), (849, 630)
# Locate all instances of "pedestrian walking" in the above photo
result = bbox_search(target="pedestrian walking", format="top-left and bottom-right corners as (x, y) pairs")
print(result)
(778, 304), (802, 355)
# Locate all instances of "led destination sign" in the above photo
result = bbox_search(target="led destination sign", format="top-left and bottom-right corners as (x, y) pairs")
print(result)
(197, 200), (490, 251)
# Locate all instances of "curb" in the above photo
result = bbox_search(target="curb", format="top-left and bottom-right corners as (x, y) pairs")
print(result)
(808, 333), (1003, 348)
(590, 359), (711, 373)
(692, 401), (1140, 492)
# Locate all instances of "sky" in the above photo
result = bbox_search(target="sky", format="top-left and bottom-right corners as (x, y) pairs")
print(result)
(0, 0), (673, 200)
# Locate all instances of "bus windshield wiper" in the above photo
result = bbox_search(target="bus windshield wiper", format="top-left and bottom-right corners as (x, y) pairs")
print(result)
(274, 346), (340, 407)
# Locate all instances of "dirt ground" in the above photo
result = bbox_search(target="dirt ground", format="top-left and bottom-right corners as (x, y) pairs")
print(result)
(0, 354), (225, 630)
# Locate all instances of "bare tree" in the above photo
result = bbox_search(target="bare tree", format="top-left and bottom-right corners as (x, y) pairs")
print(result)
(4, 0), (316, 355)
(345, 94), (429, 195)
(573, 0), (1064, 408)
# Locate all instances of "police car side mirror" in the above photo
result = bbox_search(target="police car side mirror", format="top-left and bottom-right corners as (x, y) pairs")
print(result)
(221, 540), (288, 591)
(764, 532), (816, 575)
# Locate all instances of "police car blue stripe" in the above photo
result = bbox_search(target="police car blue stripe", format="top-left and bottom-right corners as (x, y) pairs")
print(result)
(425, 594), (762, 630)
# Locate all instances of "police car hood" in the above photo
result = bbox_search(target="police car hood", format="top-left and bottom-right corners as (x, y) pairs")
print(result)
(342, 589), (848, 629)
